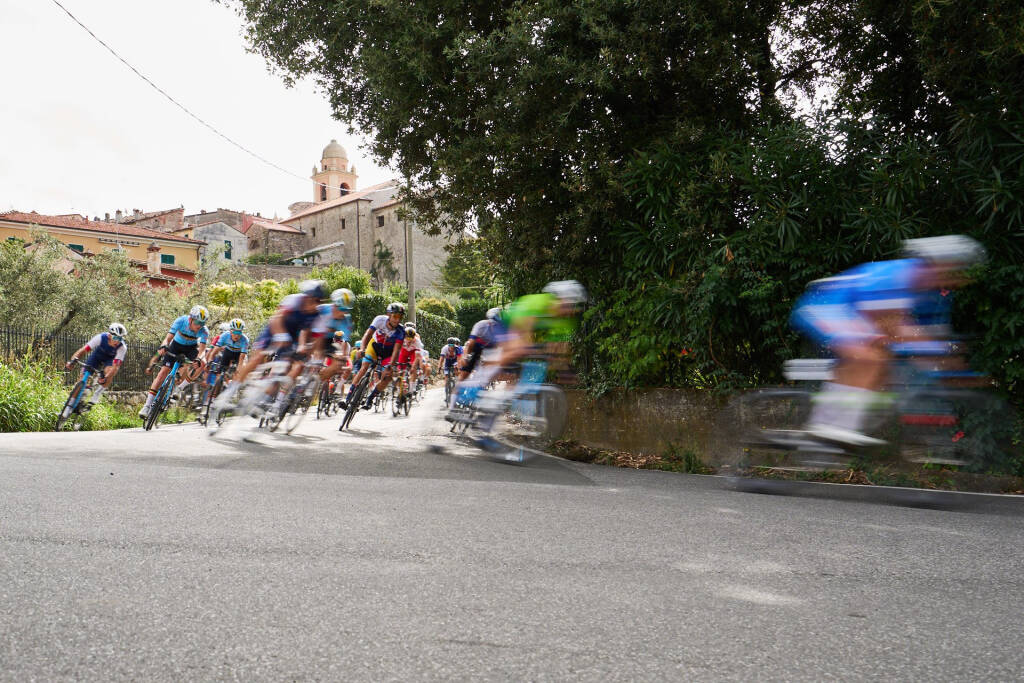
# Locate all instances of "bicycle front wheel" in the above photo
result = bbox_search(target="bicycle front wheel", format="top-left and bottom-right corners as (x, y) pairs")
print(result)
(55, 380), (86, 431)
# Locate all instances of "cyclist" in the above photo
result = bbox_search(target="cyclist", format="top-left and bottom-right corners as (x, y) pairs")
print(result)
(317, 288), (355, 390)
(450, 281), (587, 452)
(139, 306), (210, 419)
(394, 327), (422, 403)
(457, 308), (507, 383)
(64, 322), (128, 409)
(790, 234), (986, 446)
(341, 302), (406, 411)
(438, 337), (462, 375)
(214, 280), (328, 413)
(202, 318), (249, 397)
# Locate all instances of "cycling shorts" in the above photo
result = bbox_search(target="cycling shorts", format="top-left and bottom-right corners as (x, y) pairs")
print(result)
(162, 340), (199, 368)
(217, 350), (242, 368)
(364, 342), (395, 367)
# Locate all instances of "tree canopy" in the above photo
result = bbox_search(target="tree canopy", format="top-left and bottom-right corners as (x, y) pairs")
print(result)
(227, 0), (1024, 399)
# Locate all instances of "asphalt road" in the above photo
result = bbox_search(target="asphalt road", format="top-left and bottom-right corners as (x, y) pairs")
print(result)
(1, 389), (1022, 681)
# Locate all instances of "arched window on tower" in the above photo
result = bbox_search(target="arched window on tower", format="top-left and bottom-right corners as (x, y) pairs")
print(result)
(340, 183), (350, 196)
(320, 185), (327, 201)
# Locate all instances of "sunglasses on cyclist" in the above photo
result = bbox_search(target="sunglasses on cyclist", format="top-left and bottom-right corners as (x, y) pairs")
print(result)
(111, 334), (124, 342)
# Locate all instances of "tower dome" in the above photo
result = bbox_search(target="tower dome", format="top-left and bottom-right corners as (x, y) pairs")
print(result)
(322, 139), (348, 160)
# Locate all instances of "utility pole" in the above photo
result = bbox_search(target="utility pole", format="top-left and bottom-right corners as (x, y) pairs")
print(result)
(405, 216), (415, 325)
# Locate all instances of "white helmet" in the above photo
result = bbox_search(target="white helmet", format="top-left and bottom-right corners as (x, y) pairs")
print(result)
(542, 279), (588, 305)
(229, 318), (245, 332)
(108, 322), (127, 338)
(331, 288), (355, 310)
(903, 235), (986, 266)
(189, 305), (209, 323)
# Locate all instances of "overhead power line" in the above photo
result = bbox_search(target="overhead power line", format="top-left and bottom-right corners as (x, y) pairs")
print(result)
(49, 0), (351, 192)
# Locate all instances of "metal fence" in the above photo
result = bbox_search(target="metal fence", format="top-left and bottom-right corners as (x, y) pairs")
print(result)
(0, 326), (160, 391)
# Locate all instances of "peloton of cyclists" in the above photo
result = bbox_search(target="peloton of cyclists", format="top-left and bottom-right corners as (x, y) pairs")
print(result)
(139, 306), (210, 419)
(790, 234), (987, 446)
(65, 322), (128, 409)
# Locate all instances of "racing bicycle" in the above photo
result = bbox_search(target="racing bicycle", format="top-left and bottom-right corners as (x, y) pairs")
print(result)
(55, 359), (101, 431)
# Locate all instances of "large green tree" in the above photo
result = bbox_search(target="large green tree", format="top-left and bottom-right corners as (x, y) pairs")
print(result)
(226, 0), (1024, 397)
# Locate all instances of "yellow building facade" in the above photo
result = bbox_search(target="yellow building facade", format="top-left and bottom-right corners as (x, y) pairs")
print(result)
(0, 212), (203, 271)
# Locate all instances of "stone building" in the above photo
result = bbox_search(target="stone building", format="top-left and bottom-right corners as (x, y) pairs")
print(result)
(281, 140), (452, 290)
(171, 220), (248, 265)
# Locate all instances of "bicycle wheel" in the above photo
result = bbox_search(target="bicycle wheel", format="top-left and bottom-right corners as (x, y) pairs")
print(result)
(201, 375), (223, 426)
(340, 374), (370, 430)
(317, 380), (331, 419)
(145, 379), (173, 431)
(285, 379), (318, 434)
(403, 387), (411, 416)
(55, 380), (86, 431)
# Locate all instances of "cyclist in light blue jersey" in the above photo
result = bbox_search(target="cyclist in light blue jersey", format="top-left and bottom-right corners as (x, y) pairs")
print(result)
(139, 305), (210, 418)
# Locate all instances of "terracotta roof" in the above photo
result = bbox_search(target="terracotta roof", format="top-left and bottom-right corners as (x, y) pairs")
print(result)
(281, 180), (399, 223)
(0, 211), (206, 245)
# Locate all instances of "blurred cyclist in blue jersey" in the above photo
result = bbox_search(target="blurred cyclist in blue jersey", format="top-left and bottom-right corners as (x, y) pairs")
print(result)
(790, 235), (986, 446)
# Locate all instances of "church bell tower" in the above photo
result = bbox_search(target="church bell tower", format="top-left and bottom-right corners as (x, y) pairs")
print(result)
(312, 139), (359, 203)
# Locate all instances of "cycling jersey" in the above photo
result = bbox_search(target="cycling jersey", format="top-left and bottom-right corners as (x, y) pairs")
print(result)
(169, 315), (210, 346)
(367, 314), (406, 357)
(440, 344), (463, 367)
(467, 319), (506, 349)
(214, 331), (250, 354)
(506, 292), (575, 342)
(397, 347), (419, 366)
(253, 294), (326, 350)
(83, 332), (127, 369)
(791, 258), (922, 347)
(316, 304), (353, 342)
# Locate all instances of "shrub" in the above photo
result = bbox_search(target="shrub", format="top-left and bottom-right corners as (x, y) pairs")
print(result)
(351, 292), (389, 335)
(311, 263), (371, 295)
(0, 357), (65, 432)
(416, 296), (456, 320)
(244, 253), (289, 265)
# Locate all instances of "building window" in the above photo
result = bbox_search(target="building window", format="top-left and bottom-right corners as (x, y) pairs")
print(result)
(377, 215), (384, 227)
(340, 183), (349, 196)
(320, 186), (327, 201)
(224, 240), (232, 260)
(68, 244), (84, 253)
(341, 218), (346, 230)
(161, 254), (175, 265)
(312, 227), (316, 238)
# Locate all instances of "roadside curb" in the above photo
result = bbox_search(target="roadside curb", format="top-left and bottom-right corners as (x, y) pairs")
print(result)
(724, 476), (1024, 516)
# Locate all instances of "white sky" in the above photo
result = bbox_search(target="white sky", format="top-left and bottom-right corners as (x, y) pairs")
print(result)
(0, 0), (392, 220)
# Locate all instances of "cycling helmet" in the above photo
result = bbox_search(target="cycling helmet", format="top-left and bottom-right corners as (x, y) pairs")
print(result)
(405, 322), (416, 329)
(331, 288), (355, 310)
(405, 327), (417, 337)
(354, 340), (362, 348)
(486, 306), (503, 322)
(334, 329), (347, 340)
(299, 279), (327, 300)
(542, 279), (588, 305)
(218, 322), (230, 333)
(903, 235), (987, 266)
(447, 336), (458, 345)
(229, 318), (245, 332)
(386, 302), (406, 315)
(189, 305), (209, 323)
(108, 322), (127, 338)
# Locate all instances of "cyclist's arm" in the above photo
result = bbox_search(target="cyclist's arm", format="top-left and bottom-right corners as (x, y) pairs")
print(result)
(65, 343), (90, 369)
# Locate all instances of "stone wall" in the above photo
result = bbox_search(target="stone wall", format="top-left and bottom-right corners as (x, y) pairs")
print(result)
(241, 264), (316, 281)
(563, 388), (730, 463)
